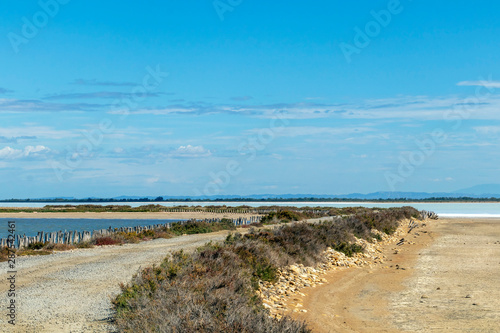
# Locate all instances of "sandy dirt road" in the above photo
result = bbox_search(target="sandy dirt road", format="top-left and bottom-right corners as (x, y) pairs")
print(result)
(295, 218), (500, 332)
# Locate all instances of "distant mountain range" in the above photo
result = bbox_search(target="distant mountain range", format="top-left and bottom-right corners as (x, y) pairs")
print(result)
(2, 184), (500, 202)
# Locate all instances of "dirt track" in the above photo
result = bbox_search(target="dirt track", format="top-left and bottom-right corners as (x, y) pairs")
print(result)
(295, 218), (500, 332)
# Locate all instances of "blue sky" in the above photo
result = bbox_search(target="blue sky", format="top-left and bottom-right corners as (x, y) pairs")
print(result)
(1, 0), (500, 198)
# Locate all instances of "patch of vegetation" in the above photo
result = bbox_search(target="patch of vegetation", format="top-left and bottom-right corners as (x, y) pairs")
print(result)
(43, 243), (75, 251)
(371, 233), (383, 242)
(112, 207), (420, 332)
(260, 210), (305, 224)
(16, 249), (52, 256)
(27, 241), (47, 250)
(0, 246), (13, 262)
(76, 242), (94, 249)
(169, 218), (236, 235)
(94, 236), (123, 246)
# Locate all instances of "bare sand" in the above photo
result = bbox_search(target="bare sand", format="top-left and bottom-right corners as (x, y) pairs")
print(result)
(294, 218), (500, 332)
(0, 211), (260, 220)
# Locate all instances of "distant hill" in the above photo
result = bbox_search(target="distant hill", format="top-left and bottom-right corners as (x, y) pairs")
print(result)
(2, 185), (500, 202)
(454, 184), (500, 196)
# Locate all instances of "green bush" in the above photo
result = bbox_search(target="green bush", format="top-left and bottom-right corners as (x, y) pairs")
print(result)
(27, 241), (47, 250)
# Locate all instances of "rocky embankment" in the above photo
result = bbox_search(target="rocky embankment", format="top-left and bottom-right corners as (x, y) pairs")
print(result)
(257, 218), (422, 318)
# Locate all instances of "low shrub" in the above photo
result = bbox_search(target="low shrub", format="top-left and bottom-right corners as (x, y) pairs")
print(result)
(113, 243), (310, 333)
(332, 242), (364, 257)
(169, 219), (236, 235)
(0, 246), (13, 262)
(27, 241), (47, 250)
(76, 242), (94, 249)
(94, 236), (123, 246)
(261, 210), (305, 224)
(371, 233), (383, 242)
(113, 207), (421, 332)
(43, 242), (75, 251)
(17, 249), (52, 256)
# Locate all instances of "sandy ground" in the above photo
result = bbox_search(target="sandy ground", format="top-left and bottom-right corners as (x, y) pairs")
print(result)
(294, 218), (500, 332)
(0, 211), (260, 220)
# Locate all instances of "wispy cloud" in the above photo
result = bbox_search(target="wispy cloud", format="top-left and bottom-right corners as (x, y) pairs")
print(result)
(4, 89), (500, 122)
(0, 126), (77, 139)
(70, 79), (137, 87)
(0, 98), (104, 112)
(113, 95), (500, 120)
(230, 96), (253, 101)
(457, 80), (500, 88)
(473, 126), (500, 135)
(45, 91), (169, 100)
(0, 135), (37, 144)
(245, 126), (374, 137)
(0, 145), (51, 160)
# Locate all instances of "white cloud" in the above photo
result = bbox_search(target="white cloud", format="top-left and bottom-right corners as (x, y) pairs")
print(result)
(457, 80), (500, 88)
(170, 145), (211, 158)
(0, 147), (21, 159)
(0, 126), (77, 139)
(245, 126), (373, 137)
(146, 177), (160, 184)
(0, 145), (51, 160)
(112, 93), (500, 121)
(108, 107), (197, 116)
(473, 126), (500, 135)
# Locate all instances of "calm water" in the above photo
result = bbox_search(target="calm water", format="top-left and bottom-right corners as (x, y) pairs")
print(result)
(0, 218), (181, 240)
(1, 201), (500, 215)
(1, 202), (499, 239)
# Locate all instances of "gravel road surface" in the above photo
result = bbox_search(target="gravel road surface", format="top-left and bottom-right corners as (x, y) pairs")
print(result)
(0, 231), (233, 332)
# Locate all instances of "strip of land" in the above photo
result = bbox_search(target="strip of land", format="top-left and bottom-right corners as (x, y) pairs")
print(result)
(293, 218), (500, 332)
(0, 211), (259, 220)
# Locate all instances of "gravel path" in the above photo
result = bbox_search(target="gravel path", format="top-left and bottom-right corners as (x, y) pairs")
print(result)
(0, 231), (233, 332)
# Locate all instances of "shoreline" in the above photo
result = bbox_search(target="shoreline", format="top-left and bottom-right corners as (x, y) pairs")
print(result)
(2, 210), (500, 220)
(0, 211), (261, 220)
(291, 218), (500, 332)
(1, 201), (500, 206)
